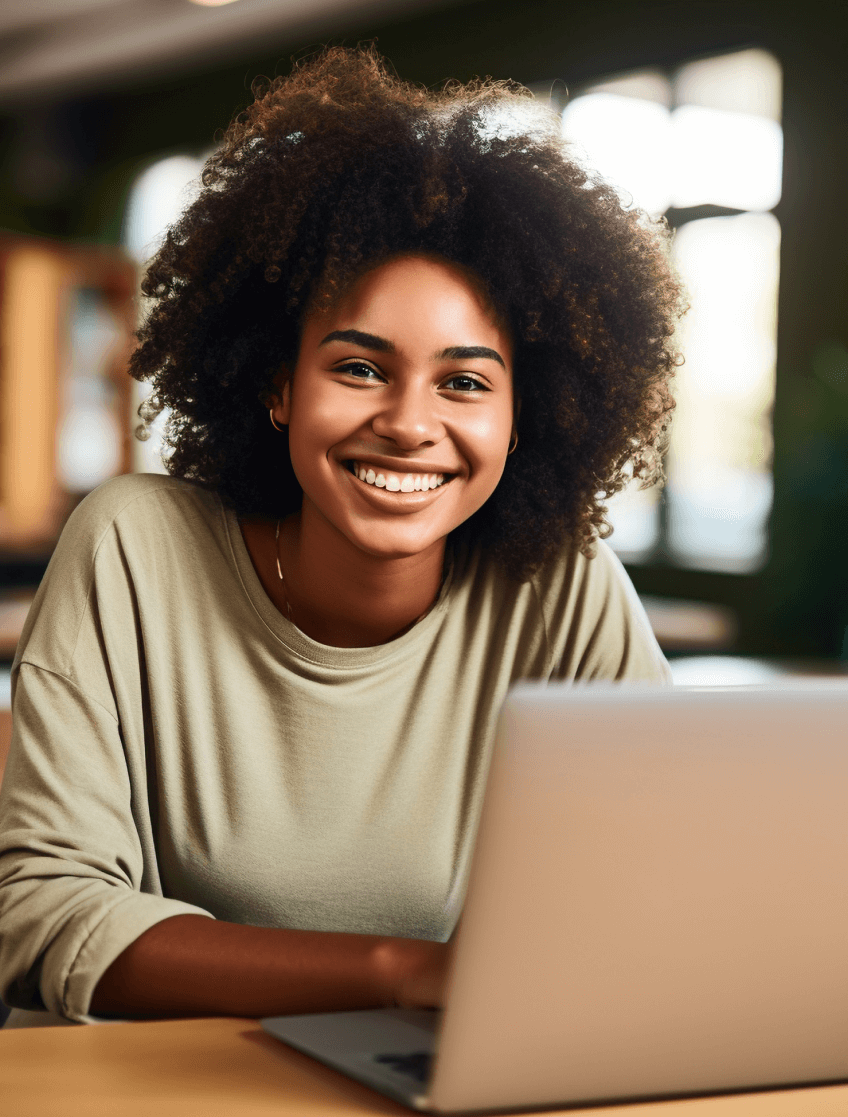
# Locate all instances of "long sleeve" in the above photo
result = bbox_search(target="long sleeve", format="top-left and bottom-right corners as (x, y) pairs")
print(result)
(0, 476), (218, 1022)
(0, 663), (213, 1022)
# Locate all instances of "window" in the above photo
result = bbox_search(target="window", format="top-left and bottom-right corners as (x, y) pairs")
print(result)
(557, 48), (783, 573)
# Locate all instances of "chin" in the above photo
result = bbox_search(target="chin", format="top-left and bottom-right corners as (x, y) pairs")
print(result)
(357, 538), (442, 561)
(347, 526), (448, 561)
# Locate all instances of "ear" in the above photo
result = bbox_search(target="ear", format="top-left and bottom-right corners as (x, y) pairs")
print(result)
(278, 378), (292, 425)
(268, 367), (291, 426)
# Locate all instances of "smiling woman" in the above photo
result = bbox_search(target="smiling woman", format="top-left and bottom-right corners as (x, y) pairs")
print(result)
(245, 254), (516, 647)
(0, 47), (682, 1027)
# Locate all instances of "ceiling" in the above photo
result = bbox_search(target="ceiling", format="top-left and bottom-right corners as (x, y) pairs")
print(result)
(0, 0), (453, 105)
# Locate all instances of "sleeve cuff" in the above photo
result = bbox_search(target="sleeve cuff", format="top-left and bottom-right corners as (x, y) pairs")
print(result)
(46, 891), (215, 1023)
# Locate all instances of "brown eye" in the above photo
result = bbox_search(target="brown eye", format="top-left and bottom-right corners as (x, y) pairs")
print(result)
(340, 363), (383, 381)
(444, 375), (488, 392)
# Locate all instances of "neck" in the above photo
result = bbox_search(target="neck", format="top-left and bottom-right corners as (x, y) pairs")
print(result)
(245, 500), (447, 648)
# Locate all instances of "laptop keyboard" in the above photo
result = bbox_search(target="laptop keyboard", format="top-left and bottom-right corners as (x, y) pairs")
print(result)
(373, 1051), (433, 1084)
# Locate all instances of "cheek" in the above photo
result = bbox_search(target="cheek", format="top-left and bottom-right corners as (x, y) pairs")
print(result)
(462, 406), (514, 469)
(288, 394), (348, 463)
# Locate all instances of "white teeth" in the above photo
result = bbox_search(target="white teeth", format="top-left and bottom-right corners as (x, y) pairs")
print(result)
(351, 462), (448, 492)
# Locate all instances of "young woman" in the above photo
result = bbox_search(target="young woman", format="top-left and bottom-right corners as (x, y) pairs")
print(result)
(0, 48), (681, 1025)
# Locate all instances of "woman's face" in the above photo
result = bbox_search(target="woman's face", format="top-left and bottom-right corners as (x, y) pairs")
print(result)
(273, 254), (515, 560)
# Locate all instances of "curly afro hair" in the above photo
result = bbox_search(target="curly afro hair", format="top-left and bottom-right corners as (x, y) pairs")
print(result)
(131, 46), (683, 581)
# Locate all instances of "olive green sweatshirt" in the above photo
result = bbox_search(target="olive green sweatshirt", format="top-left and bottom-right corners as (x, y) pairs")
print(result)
(0, 474), (668, 1023)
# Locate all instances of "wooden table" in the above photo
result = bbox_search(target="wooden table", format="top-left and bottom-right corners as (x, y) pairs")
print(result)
(3, 1017), (848, 1117)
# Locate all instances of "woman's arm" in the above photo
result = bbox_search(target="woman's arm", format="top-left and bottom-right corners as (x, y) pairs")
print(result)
(0, 666), (447, 1022)
(90, 914), (450, 1018)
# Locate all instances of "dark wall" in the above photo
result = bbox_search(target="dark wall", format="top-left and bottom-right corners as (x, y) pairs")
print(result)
(1, 0), (846, 657)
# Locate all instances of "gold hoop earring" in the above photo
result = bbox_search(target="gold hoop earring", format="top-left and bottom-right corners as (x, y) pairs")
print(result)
(508, 432), (518, 455)
(269, 409), (285, 433)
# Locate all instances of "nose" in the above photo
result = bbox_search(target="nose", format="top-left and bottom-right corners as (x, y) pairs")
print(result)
(370, 382), (445, 449)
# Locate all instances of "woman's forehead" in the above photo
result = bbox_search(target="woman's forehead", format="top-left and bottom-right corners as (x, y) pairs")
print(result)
(302, 254), (512, 358)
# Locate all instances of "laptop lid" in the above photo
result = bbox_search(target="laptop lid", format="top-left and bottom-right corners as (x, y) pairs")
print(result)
(428, 682), (848, 1111)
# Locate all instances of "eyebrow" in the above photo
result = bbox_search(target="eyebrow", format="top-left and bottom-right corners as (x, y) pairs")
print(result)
(436, 345), (506, 370)
(319, 329), (395, 352)
(319, 331), (507, 370)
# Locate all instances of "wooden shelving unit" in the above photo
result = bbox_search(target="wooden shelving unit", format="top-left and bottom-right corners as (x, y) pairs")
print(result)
(0, 236), (137, 554)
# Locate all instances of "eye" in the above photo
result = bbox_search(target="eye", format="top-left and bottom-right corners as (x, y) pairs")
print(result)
(443, 374), (489, 393)
(338, 362), (384, 382)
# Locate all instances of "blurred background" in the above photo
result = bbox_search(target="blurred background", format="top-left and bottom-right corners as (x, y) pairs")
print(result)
(0, 0), (847, 760)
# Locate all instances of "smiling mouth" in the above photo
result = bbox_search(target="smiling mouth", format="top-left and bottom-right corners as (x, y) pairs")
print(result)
(345, 460), (453, 492)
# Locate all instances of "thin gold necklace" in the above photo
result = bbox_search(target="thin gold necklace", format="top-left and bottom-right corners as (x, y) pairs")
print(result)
(274, 519), (294, 623)
(274, 518), (442, 635)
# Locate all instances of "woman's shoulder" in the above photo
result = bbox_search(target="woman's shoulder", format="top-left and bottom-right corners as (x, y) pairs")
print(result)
(13, 476), (226, 680)
(61, 474), (220, 548)
(532, 537), (668, 682)
(530, 536), (633, 602)
(466, 535), (625, 605)
(523, 535), (649, 635)
(465, 536), (667, 682)
(35, 474), (224, 613)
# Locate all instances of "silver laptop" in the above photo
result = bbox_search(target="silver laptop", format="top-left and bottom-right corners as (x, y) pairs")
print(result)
(262, 681), (848, 1111)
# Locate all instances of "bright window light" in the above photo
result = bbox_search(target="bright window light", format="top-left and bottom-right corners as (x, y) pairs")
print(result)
(561, 91), (673, 217)
(122, 153), (205, 266)
(604, 483), (661, 561)
(671, 213), (780, 406)
(665, 466), (773, 573)
(666, 213), (781, 572)
(561, 49), (783, 572)
(123, 151), (210, 473)
(674, 49), (782, 122)
(671, 105), (783, 212)
(581, 69), (671, 107)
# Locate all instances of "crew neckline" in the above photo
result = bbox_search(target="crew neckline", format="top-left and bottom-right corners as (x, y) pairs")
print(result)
(222, 502), (457, 668)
